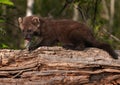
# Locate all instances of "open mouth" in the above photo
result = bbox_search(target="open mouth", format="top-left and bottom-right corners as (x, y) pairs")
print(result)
(25, 38), (31, 41)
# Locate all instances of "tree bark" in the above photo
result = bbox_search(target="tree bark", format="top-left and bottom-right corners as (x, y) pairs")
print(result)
(101, 0), (115, 32)
(109, 0), (115, 32)
(101, 0), (110, 20)
(73, 4), (79, 21)
(0, 46), (120, 84)
(26, 0), (34, 16)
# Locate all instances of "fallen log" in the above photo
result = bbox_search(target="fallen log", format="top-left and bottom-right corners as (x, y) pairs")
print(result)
(0, 46), (120, 85)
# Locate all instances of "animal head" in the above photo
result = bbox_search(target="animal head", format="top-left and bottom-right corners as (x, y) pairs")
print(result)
(18, 16), (44, 41)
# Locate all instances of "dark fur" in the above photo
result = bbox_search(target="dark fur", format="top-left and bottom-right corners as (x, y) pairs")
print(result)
(18, 16), (118, 59)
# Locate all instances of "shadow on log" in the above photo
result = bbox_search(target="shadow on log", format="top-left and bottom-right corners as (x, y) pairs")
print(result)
(0, 46), (120, 85)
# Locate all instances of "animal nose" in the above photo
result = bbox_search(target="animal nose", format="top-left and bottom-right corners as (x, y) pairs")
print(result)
(24, 34), (32, 41)
(27, 29), (32, 32)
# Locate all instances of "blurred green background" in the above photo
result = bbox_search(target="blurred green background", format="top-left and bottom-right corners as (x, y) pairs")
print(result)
(0, 0), (120, 49)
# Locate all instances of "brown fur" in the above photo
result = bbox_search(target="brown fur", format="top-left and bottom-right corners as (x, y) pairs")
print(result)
(18, 16), (118, 59)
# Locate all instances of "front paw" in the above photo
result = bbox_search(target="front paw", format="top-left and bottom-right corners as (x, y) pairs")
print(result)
(28, 46), (34, 52)
(28, 45), (38, 52)
(62, 44), (75, 50)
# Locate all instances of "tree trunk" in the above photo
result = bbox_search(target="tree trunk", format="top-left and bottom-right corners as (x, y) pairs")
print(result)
(101, 0), (109, 20)
(101, 0), (115, 32)
(26, 0), (34, 16)
(0, 47), (120, 84)
(73, 4), (79, 21)
(109, 0), (115, 32)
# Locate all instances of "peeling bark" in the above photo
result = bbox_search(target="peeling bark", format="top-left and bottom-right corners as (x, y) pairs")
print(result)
(0, 46), (120, 84)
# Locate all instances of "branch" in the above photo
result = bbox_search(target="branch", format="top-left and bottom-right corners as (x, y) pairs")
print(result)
(103, 28), (120, 42)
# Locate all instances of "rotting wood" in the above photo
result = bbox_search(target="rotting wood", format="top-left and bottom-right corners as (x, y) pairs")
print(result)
(0, 46), (120, 84)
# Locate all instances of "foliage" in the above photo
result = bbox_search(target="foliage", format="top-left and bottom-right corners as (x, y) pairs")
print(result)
(0, 0), (120, 49)
(73, 0), (120, 49)
(0, 0), (14, 48)
(0, 0), (14, 6)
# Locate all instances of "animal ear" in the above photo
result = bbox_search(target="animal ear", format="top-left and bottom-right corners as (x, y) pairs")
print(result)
(32, 17), (43, 27)
(18, 17), (24, 30)
(18, 17), (23, 24)
(32, 17), (40, 27)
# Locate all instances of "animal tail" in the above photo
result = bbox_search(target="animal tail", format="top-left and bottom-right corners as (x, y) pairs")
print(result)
(83, 32), (118, 59)
(95, 42), (118, 59)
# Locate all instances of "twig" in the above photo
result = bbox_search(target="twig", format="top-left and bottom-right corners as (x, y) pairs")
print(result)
(77, 6), (87, 23)
(58, 0), (74, 16)
(92, 0), (101, 28)
(12, 70), (23, 78)
(0, 62), (39, 71)
(103, 28), (120, 42)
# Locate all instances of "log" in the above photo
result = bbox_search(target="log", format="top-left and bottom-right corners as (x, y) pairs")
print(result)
(0, 46), (120, 85)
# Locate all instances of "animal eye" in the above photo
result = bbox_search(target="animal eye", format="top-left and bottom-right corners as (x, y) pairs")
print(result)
(27, 30), (32, 32)
(22, 30), (25, 32)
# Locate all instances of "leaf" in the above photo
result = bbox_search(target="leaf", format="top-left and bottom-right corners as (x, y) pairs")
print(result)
(0, 19), (5, 23)
(2, 43), (9, 48)
(0, 0), (14, 6)
(94, 25), (100, 33)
